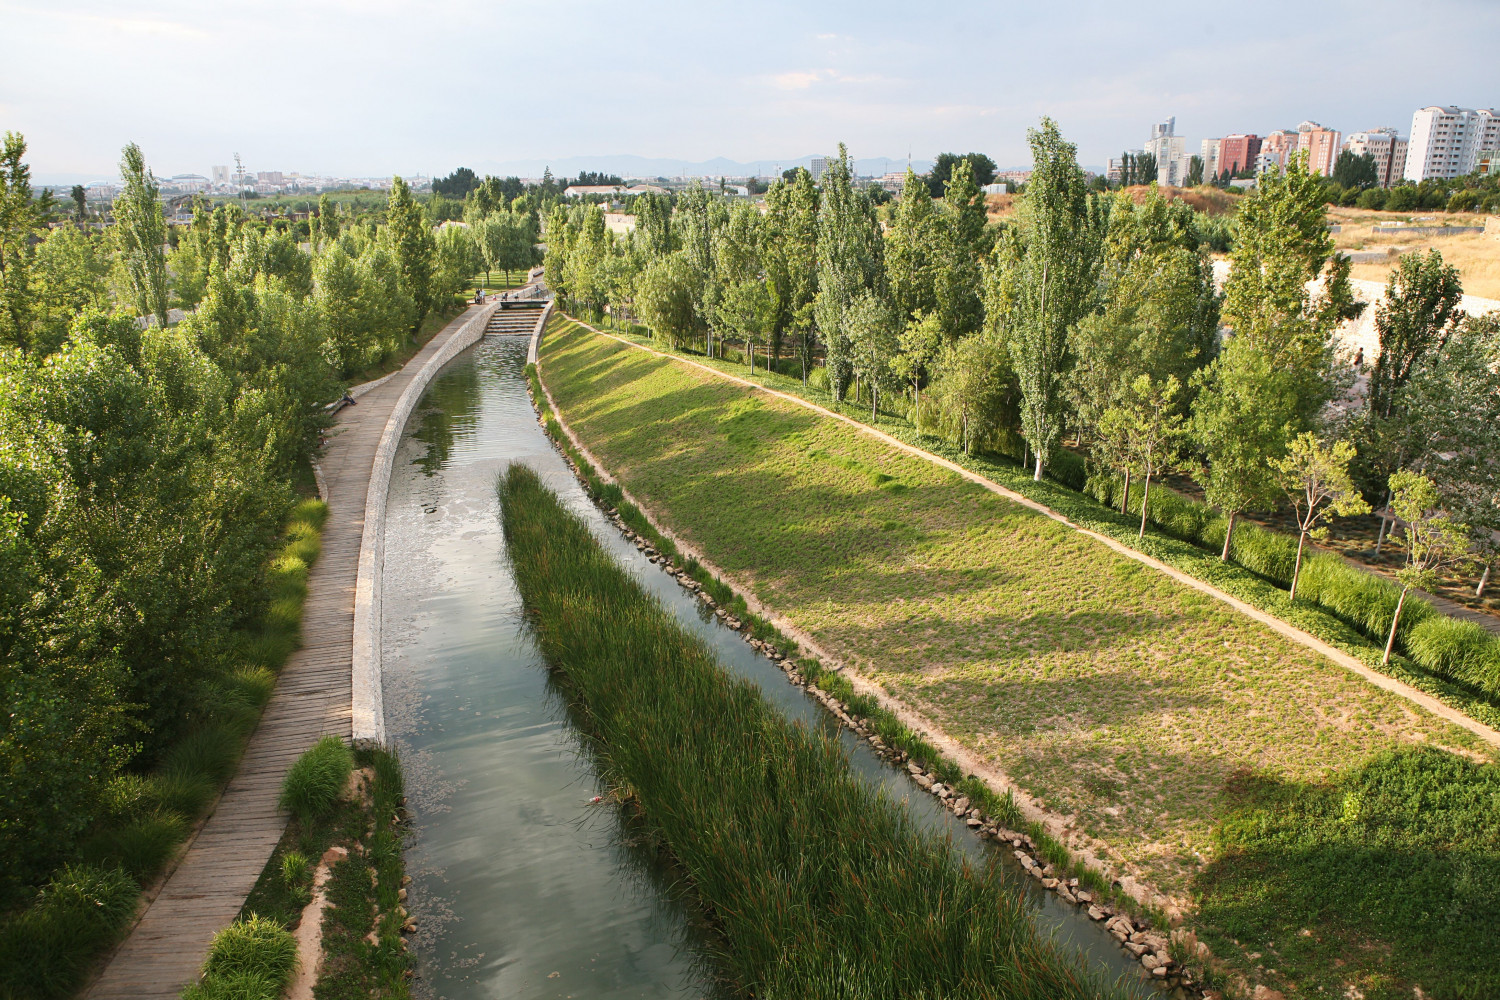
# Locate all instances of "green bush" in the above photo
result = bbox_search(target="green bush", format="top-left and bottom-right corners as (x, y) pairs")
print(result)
(79, 812), (188, 881)
(185, 915), (298, 1000)
(1227, 521), (1298, 584)
(164, 726), (242, 786)
(279, 735), (354, 823)
(1406, 616), (1500, 693)
(0, 865), (138, 999)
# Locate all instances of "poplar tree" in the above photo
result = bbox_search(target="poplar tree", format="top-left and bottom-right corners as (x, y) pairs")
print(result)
(0, 131), (41, 350)
(885, 168), (937, 321)
(814, 144), (884, 400)
(932, 158), (987, 341)
(113, 143), (170, 329)
(763, 168), (818, 379)
(1007, 118), (1105, 480)
(844, 291), (900, 418)
(1367, 249), (1463, 421)
(385, 175), (435, 325)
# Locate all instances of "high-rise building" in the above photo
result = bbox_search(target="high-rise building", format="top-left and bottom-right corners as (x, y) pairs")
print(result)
(1257, 129), (1299, 172)
(1199, 139), (1221, 184)
(1216, 134), (1261, 178)
(1296, 121), (1342, 176)
(211, 165), (230, 184)
(1143, 117), (1189, 186)
(809, 157), (829, 181)
(1403, 106), (1500, 181)
(1343, 128), (1408, 188)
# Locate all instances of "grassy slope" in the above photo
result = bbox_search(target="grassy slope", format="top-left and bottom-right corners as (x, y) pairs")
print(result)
(538, 321), (1500, 993)
(498, 463), (1124, 1000)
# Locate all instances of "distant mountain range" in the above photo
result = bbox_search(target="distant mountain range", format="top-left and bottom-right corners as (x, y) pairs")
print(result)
(468, 153), (936, 180)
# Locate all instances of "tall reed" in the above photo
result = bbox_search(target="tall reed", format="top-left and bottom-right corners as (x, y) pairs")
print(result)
(497, 463), (1126, 1000)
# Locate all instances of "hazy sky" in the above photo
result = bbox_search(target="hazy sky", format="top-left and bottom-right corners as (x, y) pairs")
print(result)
(4, 0), (1497, 181)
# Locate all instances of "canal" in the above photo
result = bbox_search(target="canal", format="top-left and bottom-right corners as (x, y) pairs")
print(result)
(380, 333), (1148, 999)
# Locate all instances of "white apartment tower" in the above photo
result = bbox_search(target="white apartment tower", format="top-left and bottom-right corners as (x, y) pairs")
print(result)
(1343, 128), (1408, 188)
(1143, 117), (1188, 186)
(1403, 106), (1500, 181)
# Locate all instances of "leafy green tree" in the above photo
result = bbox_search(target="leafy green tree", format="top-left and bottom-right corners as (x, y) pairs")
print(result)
(1185, 155), (1204, 187)
(892, 310), (944, 432)
(1100, 374), (1186, 538)
(1367, 250), (1464, 420)
(932, 159), (987, 341)
(1191, 338), (1290, 559)
(1332, 151), (1379, 190)
(930, 332), (1012, 455)
(384, 175), (436, 326)
(70, 184), (86, 221)
(927, 152), (997, 197)
(1006, 118), (1105, 480)
(112, 143), (170, 329)
(814, 145), (884, 400)
(762, 169), (818, 379)
(1, 132), (43, 350)
(1383, 470), (1471, 664)
(843, 291), (900, 418)
(434, 222), (481, 300)
(634, 192), (675, 261)
(1273, 433), (1370, 599)
(636, 251), (701, 350)
(885, 169), (937, 322)
(32, 225), (110, 354)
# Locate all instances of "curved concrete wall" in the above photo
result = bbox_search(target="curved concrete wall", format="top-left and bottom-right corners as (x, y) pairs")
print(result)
(351, 301), (501, 745)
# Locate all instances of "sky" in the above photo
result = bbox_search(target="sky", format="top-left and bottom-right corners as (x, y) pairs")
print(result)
(3, 0), (1497, 183)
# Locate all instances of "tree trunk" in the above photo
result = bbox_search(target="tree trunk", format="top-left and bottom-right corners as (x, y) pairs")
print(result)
(914, 383), (921, 434)
(871, 384), (878, 420)
(1290, 529), (1308, 600)
(1383, 585), (1409, 665)
(1033, 453), (1044, 482)
(1120, 468), (1131, 515)
(1374, 489), (1392, 554)
(1478, 562), (1491, 598)
(963, 411), (970, 456)
(1221, 510), (1237, 561)
(1138, 472), (1151, 539)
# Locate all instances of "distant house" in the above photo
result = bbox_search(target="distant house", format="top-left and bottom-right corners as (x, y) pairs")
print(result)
(564, 184), (670, 198)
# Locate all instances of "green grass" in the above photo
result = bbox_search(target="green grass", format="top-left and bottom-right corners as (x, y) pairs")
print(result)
(233, 745), (411, 1000)
(537, 316), (1499, 998)
(498, 463), (1127, 1000)
(1195, 747), (1500, 999)
(576, 315), (1500, 731)
(0, 866), (138, 1000)
(278, 736), (354, 824)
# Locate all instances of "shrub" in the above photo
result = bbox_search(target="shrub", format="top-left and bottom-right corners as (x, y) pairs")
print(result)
(279, 736), (354, 823)
(79, 811), (188, 880)
(1227, 521), (1298, 584)
(165, 726), (242, 785)
(189, 915), (298, 999)
(0, 865), (138, 999)
(1406, 616), (1500, 691)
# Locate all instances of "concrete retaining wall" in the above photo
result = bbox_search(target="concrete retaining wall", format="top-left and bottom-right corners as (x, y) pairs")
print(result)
(351, 301), (502, 746)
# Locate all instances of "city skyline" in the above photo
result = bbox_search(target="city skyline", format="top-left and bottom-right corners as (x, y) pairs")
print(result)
(3, 0), (1496, 181)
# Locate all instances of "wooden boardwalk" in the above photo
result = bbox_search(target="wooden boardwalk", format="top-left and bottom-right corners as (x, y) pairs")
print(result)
(85, 306), (484, 1000)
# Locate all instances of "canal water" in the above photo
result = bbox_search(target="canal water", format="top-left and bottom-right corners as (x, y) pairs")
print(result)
(381, 334), (1149, 999)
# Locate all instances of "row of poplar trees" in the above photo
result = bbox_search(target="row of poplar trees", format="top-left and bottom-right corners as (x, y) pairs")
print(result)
(542, 120), (1499, 583)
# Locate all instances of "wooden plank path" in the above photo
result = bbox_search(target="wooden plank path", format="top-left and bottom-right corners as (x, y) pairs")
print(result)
(85, 305), (485, 1000)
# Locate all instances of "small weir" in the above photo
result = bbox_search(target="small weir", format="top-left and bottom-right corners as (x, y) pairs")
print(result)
(381, 334), (1151, 998)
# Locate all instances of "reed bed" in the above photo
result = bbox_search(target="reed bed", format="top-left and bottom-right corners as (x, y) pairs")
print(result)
(498, 463), (1127, 1000)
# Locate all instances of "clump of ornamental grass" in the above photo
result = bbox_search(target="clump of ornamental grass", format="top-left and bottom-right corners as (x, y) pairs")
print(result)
(182, 914), (298, 1000)
(0, 865), (138, 999)
(279, 736), (354, 824)
(497, 463), (1124, 1000)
